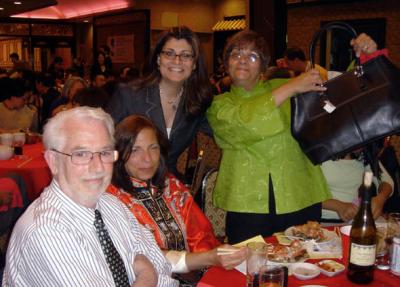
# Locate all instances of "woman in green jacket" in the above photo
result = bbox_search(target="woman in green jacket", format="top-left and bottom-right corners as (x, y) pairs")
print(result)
(207, 30), (376, 244)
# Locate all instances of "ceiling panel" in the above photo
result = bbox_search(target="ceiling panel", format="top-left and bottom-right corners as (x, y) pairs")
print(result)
(0, 0), (57, 17)
(9, 0), (134, 19)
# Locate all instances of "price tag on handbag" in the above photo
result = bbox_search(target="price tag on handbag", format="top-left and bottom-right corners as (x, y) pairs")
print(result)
(323, 100), (336, 113)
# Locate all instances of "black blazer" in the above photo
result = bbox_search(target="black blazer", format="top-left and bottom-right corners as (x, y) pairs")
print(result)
(106, 83), (212, 178)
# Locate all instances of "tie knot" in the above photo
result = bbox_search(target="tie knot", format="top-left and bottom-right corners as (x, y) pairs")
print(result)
(94, 209), (104, 228)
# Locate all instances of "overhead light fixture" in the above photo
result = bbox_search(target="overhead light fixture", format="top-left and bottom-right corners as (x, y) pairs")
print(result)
(14, 1), (22, 5)
(0, 7), (4, 10)
(83, 20), (89, 23)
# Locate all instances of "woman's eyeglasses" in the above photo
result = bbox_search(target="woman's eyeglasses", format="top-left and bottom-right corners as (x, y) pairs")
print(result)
(160, 50), (194, 62)
(230, 50), (261, 63)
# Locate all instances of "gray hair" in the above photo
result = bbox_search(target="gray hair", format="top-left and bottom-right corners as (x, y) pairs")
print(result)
(43, 106), (115, 151)
(62, 76), (88, 99)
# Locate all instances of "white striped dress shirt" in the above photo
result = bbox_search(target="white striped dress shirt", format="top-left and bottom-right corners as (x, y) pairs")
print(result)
(2, 180), (178, 287)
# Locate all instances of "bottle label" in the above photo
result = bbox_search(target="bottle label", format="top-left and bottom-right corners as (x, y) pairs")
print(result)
(350, 243), (376, 266)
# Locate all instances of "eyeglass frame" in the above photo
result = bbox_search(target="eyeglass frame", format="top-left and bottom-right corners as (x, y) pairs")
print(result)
(229, 49), (261, 63)
(160, 50), (194, 62)
(50, 148), (118, 165)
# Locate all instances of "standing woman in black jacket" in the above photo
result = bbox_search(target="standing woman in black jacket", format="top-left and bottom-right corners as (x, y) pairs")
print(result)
(107, 26), (212, 179)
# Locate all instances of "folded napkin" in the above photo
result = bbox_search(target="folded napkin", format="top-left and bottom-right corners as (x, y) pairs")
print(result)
(304, 237), (342, 259)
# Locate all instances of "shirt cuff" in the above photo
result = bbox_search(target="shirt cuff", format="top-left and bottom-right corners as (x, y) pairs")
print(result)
(360, 49), (389, 64)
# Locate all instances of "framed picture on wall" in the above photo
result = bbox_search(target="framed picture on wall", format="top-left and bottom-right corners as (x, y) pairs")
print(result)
(94, 9), (150, 72)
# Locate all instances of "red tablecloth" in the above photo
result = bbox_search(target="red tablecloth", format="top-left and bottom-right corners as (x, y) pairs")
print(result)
(198, 235), (400, 287)
(0, 143), (51, 202)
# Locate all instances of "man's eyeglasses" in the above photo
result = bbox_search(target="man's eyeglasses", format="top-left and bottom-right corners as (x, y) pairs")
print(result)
(230, 50), (261, 63)
(160, 50), (194, 62)
(51, 149), (118, 165)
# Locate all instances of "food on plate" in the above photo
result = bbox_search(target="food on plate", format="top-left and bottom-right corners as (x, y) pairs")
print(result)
(316, 260), (345, 273)
(291, 221), (326, 242)
(267, 239), (308, 263)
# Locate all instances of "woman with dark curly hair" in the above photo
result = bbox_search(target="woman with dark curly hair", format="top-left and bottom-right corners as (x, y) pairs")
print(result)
(106, 26), (212, 178)
(207, 29), (377, 243)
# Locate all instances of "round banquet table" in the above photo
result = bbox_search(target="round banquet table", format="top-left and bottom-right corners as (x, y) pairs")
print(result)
(0, 143), (51, 202)
(197, 235), (400, 287)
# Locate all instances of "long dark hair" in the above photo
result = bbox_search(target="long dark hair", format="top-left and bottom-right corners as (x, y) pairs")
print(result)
(112, 115), (169, 191)
(136, 26), (212, 117)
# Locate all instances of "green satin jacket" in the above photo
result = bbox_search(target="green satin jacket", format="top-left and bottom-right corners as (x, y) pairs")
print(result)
(207, 79), (331, 214)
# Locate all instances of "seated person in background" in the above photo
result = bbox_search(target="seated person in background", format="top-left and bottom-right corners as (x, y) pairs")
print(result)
(35, 72), (60, 129)
(0, 78), (38, 133)
(51, 76), (87, 116)
(108, 115), (247, 274)
(265, 66), (295, 80)
(75, 86), (112, 109)
(47, 56), (64, 83)
(91, 71), (107, 88)
(321, 149), (393, 223)
(3, 107), (178, 286)
(283, 46), (328, 81)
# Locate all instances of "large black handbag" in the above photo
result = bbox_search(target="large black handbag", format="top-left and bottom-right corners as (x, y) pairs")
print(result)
(291, 21), (400, 165)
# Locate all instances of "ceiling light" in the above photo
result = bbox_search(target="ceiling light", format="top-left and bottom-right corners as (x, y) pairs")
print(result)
(14, 1), (22, 5)
(83, 20), (89, 23)
(0, 7), (4, 10)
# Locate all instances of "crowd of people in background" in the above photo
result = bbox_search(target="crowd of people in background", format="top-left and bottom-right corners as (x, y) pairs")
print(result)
(0, 46), (141, 135)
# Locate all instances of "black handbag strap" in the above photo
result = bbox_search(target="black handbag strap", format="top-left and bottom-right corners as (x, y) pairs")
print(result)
(309, 21), (358, 68)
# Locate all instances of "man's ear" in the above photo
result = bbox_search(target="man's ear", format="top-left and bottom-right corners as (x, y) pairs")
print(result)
(44, 150), (58, 175)
(157, 56), (160, 67)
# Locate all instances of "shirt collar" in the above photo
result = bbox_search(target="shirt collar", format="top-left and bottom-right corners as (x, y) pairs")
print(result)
(230, 80), (265, 98)
(49, 179), (98, 228)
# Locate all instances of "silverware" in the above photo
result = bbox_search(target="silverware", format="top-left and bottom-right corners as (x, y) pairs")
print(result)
(17, 157), (33, 168)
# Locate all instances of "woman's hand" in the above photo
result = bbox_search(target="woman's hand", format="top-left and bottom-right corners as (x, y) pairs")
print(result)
(213, 244), (248, 270)
(272, 69), (326, 106)
(350, 33), (378, 57)
(289, 69), (327, 94)
(336, 201), (358, 222)
(322, 198), (358, 222)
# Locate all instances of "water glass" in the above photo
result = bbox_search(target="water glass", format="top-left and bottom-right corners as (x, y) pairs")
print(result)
(376, 219), (390, 270)
(388, 213), (400, 258)
(246, 242), (268, 287)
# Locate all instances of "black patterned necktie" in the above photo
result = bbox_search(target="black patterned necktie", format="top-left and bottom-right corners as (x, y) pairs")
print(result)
(94, 209), (130, 287)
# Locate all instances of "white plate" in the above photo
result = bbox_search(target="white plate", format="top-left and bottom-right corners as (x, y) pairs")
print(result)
(291, 262), (320, 280)
(315, 260), (345, 277)
(284, 227), (336, 244)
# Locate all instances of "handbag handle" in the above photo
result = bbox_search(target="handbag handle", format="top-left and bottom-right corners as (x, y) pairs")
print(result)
(309, 21), (358, 68)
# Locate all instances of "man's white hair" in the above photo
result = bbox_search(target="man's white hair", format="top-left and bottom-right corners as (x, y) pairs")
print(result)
(43, 106), (115, 151)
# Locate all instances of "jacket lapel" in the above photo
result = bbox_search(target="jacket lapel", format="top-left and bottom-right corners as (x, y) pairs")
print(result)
(145, 85), (168, 138)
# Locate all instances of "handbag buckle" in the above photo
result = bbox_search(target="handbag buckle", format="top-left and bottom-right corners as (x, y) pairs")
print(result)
(354, 65), (364, 77)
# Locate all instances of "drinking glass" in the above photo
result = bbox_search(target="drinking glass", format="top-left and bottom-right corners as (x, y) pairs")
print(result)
(246, 242), (268, 287)
(12, 133), (26, 156)
(258, 265), (285, 287)
(375, 218), (389, 270)
(388, 213), (400, 261)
